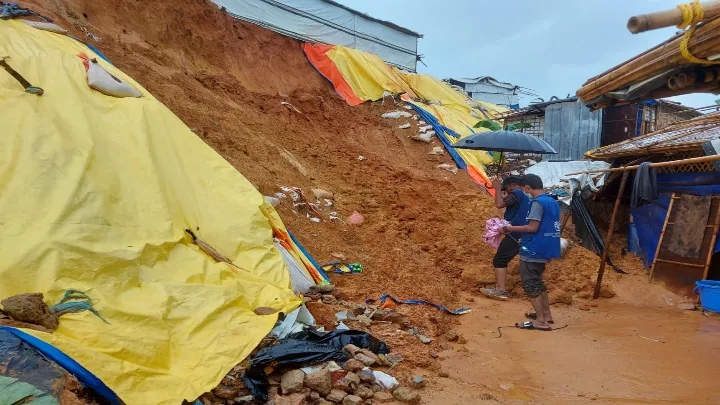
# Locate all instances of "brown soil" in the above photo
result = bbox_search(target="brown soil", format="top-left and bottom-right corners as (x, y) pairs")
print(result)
(13, 1), (720, 404)
(1, 293), (58, 331)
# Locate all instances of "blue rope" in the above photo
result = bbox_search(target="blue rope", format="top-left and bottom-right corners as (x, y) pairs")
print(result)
(368, 294), (472, 315)
(49, 290), (109, 324)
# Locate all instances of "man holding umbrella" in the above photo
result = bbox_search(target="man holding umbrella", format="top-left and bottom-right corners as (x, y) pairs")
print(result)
(480, 175), (529, 301)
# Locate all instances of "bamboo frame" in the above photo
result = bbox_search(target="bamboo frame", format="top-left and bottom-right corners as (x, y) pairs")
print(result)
(701, 200), (720, 280)
(627, 1), (720, 34)
(593, 171), (630, 299)
(565, 154), (720, 176)
(649, 193), (676, 282)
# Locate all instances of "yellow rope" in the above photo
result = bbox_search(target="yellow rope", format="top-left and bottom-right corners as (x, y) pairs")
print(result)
(676, 0), (720, 64)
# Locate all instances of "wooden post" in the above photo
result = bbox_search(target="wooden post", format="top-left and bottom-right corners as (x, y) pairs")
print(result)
(593, 171), (630, 299)
(701, 197), (720, 281)
(560, 211), (571, 235)
(649, 193), (677, 282)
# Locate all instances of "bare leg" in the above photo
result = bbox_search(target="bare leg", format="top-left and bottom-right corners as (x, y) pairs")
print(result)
(494, 267), (507, 291)
(528, 295), (545, 326)
(540, 291), (553, 324)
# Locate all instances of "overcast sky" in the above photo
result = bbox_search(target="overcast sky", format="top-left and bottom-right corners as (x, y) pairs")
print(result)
(336, 0), (718, 108)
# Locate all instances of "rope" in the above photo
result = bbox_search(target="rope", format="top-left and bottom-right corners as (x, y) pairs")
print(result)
(50, 289), (110, 324)
(676, 0), (720, 64)
(496, 323), (569, 338)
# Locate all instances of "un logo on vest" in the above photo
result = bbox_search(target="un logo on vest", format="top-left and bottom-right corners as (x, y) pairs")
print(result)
(554, 221), (560, 232)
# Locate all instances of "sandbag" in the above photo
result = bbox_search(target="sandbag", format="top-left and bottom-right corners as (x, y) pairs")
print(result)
(21, 19), (67, 34)
(78, 53), (141, 98)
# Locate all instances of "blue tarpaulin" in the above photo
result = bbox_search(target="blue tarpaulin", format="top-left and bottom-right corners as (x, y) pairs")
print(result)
(632, 172), (720, 267)
(405, 102), (468, 170)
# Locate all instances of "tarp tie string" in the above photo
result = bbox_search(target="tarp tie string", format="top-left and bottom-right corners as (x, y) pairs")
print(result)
(677, 0), (720, 64)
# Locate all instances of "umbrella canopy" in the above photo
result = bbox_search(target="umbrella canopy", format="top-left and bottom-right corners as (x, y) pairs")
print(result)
(453, 130), (558, 154)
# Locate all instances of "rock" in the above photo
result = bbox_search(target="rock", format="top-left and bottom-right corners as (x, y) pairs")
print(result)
(343, 344), (361, 356)
(333, 378), (353, 393)
(326, 389), (348, 403)
(354, 385), (374, 400)
(331, 370), (348, 386)
(579, 304), (592, 311)
(322, 295), (338, 305)
(445, 330), (458, 341)
(305, 369), (332, 396)
(407, 327), (420, 336)
(254, 307), (279, 315)
(310, 391), (322, 401)
(277, 393), (307, 405)
(310, 284), (336, 294)
(354, 350), (379, 366)
(356, 315), (373, 327)
(213, 385), (240, 399)
(417, 335), (433, 344)
(393, 387), (420, 404)
(372, 309), (404, 323)
(343, 359), (364, 373)
(411, 376), (426, 389)
(345, 372), (360, 386)
(438, 370), (449, 378)
(373, 392), (394, 403)
(281, 370), (306, 395)
(457, 335), (468, 344)
(358, 369), (375, 384)
(352, 305), (366, 316)
(341, 395), (363, 405)
(235, 395), (254, 403)
(678, 302), (696, 310)
(370, 384), (384, 393)
(314, 400), (333, 405)
(1, 293), (59, 331)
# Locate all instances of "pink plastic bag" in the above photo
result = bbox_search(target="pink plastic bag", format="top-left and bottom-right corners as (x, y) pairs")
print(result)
(482, 218), (511, 249)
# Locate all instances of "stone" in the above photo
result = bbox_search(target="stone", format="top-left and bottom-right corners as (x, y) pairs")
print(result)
(393, 387), (420, 404)
(370, 384), (384, 392)
(411, 376), (426, 389)
(417, 335), (433, 344)
(234, 395), (254, 403)
(326, 389), (348, 403)
(358, 369), (375, 384)
(354, 350), (379, 366)
(678, 302), (696, 310)
(277, 393), (307, 405)
(310, 284), (336, 293)
(341, 395), (363, 405)
(445, 330), (458, 341)
(310, 392), (322, 401)
(333, 378), (353, 393)
(314, 400), (333, 405)
(322, 295), (338, 305)
(373, 392), (394, 403)
(356, 315), (373, 327)
(457, 335), (468, 345)
(331, 370), (348, 386)
(213, 385), (240, 399)
(407, 327), (420, 336)
(281, 370), (306, 395)
(371, 309), (404, 323)
(345, 372), (360, 386)
(438, 370), (449, 378)
(305, 369), (332, 396)
(343, 359), (364, 373)
(343, 344), (361, 356)
(354, 385), (374, 400)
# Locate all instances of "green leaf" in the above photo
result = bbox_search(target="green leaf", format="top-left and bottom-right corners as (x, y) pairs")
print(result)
(473, 119), (502, 131)
(0, 376), (59, 405)
(507, 122), (531, 131)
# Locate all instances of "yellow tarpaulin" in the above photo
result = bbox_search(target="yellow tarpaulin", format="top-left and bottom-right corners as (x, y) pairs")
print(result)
(0, 20), (301, 405)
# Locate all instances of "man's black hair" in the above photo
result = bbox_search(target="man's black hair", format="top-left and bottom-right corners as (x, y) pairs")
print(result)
(501, 175), (523, 191)
(521, 174), (544, 190)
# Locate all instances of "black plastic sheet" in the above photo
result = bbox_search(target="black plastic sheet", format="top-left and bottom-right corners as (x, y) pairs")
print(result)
(0, 329), (66, 397)
(570, 190), (626, 274)
(242, 329), (390, 402)
(0, 2), (52, 21)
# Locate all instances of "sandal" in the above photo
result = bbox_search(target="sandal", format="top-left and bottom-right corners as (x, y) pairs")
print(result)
(524, 312), (554, 324)
(515, 321), (552, 331)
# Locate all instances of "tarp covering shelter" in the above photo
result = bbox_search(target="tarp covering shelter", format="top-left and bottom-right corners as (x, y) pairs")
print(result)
(0, 18), (324, 405)
(302, 43), (508, 194)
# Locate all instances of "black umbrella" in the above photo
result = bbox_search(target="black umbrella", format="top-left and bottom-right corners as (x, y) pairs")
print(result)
(453, 130), (557, 175)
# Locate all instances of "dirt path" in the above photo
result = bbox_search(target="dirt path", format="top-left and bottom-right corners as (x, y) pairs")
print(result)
(420, 281), (720, 405)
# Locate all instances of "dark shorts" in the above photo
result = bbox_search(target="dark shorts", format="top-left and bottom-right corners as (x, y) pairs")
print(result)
(519, 260), (547, 297)
(493, 236), (520, 268)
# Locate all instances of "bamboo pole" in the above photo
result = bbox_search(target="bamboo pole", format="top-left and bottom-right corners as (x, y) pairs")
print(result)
(577, 17), (720, 101)
(701, 199), (720, 280)
(649, 194), (676, 283)
(627, 1), (720, 34)
(565, 154), (720, 176)
(593, 171), (630, 299)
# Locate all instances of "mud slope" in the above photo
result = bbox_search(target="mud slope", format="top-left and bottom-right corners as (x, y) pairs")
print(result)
(22, 0), (643, 336)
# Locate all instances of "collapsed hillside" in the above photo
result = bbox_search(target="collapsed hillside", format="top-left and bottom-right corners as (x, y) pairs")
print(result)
(22, 0), (643, 375)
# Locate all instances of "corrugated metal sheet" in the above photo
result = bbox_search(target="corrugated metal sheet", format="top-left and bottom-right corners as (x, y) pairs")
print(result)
(543, 101), (601, 160)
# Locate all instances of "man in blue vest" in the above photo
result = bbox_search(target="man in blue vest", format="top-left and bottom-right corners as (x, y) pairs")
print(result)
(480, 176), (530, 301)
(501, 174), (561, 331)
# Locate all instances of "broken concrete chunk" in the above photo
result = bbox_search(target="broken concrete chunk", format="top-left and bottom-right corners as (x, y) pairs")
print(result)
(343, 344), (361, 356)
(277, 392), (307, 405)
(281, 369), (305, 395)
(341, 394), (363, 405)
(354, 353), (376, 367)
(305, 368), (332, 396)
(393, 387), (421, 404)
(358, 369), (375, 384)
(344, 372), (360, 386)
(411, 376), (426, 389)
(372, 391), (394, 402)
(333, 377), (354, 393)
(326, 389), (348, 403)
(356, 314), (373, 327)
(354, 384), (374, 400)
(343, 359), (364, 373)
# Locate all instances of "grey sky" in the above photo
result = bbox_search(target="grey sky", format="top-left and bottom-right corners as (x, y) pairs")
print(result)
(336, 0), (717, 108)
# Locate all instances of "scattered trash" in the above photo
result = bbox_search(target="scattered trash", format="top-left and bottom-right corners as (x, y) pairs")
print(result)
(417, 335), (432, 344)
(368, 294), (472, 315)
(428, 100), (441, 105)
(412, 132), (433, 143)
(499, 383), (514, 391)
(372, 370), (399, 390)
(186, 229), (233, 264)
(328, 211), (340, 221)
(528, 159), (538, 166)
(381, 111), (412, 119)
(79, 53), (141, 98)
(418, 125), (433, 133)
(639, 335), (666, 343)
(347, 211), (364, 225)
(264, 196), (281, 207)
(335, 311), (348, 321)
(21, 20), (67, 34)
(309, 217), (321, 223)
(79, 26), (101, 42)
(412, 115), (419, 120)
(398, 123), (411, 129)
(0, 57), (44, 96)
(0, 2), (52, 21)
(418, 120), (426, 125)
(560, 238), (570, 257)
(358, 155), (366, 161)
(324, 199), (334, 207)
(336, 322), (350, 330)
(402, 105), (413, 110)
(428, 146), (445, 155)
(275, 192), (287, 199)
(436, 163), (458, 175)
(280, 101), (302, 114)
(331, 252), (347, 261)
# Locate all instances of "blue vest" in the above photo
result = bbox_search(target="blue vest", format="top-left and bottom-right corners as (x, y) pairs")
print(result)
(504, 189), (531, 228)
(520, 194), (561, 259)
